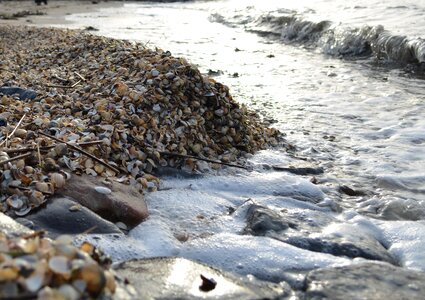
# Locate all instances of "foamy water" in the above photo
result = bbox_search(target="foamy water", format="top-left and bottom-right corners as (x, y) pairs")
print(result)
(55, 0), (425, 281)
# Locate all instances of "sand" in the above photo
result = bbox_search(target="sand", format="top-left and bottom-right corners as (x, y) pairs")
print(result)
(0, 0), (123, 26)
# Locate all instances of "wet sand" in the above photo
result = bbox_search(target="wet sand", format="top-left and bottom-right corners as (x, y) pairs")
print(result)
(0, 0), (122, 26)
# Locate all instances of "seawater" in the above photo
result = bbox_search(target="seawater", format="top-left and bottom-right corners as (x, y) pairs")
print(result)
(55, 0), (425, 280)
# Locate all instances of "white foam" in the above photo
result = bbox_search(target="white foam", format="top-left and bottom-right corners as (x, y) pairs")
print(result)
(375, 220), (425, 271)
(180, 233), (351, 281)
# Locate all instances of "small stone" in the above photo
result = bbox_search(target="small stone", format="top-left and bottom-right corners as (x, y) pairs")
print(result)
(94, 186), (112, 195)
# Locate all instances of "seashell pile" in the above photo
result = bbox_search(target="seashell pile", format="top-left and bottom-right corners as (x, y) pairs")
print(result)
(0, 232), (116, 299)
(0, 26), (280, 216)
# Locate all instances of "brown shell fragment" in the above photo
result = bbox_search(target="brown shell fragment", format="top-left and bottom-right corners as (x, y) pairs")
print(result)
(0, 233), (116, 298)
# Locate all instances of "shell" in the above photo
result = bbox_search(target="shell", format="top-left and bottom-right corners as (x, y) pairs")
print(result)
(51, 173), (66, 188)
(94, 186), (112, 195)
(48, 256), (71, 275)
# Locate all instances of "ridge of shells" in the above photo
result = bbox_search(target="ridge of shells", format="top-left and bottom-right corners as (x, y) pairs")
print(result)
(0, 26), (280, 217)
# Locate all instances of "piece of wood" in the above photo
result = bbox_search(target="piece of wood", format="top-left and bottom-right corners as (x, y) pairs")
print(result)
(9, 184), (53, 196)
(0, 152), (31, 167)
(74, 71), (86, 81)
(159, 151), (248, 170)
(46, 79), (81, 89)
(3, 140), (105, 154)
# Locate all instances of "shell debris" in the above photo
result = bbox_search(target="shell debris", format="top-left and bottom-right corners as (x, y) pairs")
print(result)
(0, 232), (116, 298)
(0, 26), (281, 216)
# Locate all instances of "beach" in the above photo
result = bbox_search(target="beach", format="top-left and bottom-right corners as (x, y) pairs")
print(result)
(2, 0), (425, 299)
(0, 0), (124, 26)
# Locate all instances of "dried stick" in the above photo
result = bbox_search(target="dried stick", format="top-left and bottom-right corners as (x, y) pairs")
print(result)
(37, 142), (42, 168)
(38, 131), (121, 174)
(159, 151), (248, 170)
(0, 152), (31, 167)
(8, 184), (53, 196)
(46, 79), (81, 89)
(4, 140), (105, 154)
(52, 74), (69, 83)
(0, 113), (26, 148)
(74, 71), (86, 81)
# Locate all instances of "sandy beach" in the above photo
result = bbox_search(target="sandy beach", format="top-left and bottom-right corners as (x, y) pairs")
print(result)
(0, 0), (122, 26)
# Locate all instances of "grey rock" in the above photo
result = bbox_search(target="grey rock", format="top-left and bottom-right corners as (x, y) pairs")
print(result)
(244, 205), (395, 264)
(284, 236), (395, 264)
(0, 86), (37, 100)
(272, 165), (324, 175)
(244, 204), (334, 236)
(114, 257), (293, 299)
(24, 197), (122, 238)
(305, 262), (425, 300)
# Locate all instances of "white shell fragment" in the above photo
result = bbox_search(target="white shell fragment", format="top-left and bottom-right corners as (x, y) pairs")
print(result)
(49, 256), (71, 274)
(94, 186), (112, 195)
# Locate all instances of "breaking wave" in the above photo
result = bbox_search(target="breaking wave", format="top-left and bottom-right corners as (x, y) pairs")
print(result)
(210, 12), (425, 65)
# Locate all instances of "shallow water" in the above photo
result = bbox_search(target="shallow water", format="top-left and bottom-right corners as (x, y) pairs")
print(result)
(55, 0), (425, 282)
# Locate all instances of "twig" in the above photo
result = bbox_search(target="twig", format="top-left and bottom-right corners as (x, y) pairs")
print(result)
(37, 142), (42, 168)
(4, 140), (105, 154)
(81, 225), (98, 235)
(8, 184), (53, 196)
(0, 152), (31, 167)
(46, 79), (81, 89)
(52, 74), (69, 83)
(38, 131), (121, 174)
(74, 71), (86, 81)
(0, 113), (26, 148)
(159, 151), (248, 170)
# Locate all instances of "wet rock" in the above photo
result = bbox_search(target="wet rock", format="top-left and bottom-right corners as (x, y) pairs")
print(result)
(0, 213), (32, 236)
(305, 262), (425, 300)
(284, 236), (395, 264)
(244, 205), (395, 264)
(0, 86), (37, 100)
(244, 205), (334, 236)
(272, 165), (324, 175)
(244, 205), (295, 235)
(114, 257), (293, 299)
(56, 174), (148, 228)
(23, 197), (122, 238)
(339, 185), (366, 196)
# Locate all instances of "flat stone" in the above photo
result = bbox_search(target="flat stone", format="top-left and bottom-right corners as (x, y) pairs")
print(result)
(114, 257), (292, 299)
(244, 205), (395, 264)
(305, 262), (425, 300)
(0, 86), (37, 100)
(272, 165), (324, 175)
(284, 236), (395, 264)
(56, 174), (148, 228)
(24, 197), (122, 238)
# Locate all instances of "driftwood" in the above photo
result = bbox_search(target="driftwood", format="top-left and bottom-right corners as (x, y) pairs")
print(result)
(4, 140), (104, 155)
(46, 79), (81, 89)
(159, 151), (249, 170)
(0, 152), (31, 167)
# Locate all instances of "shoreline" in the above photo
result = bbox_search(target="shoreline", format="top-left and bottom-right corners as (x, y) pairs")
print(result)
(0, 0), (124, 26)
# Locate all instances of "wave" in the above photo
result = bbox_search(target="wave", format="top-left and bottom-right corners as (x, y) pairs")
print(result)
(210, 12), (425, 65)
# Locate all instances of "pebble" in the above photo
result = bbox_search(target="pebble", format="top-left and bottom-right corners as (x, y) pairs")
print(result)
(94, 186), (112, 195)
